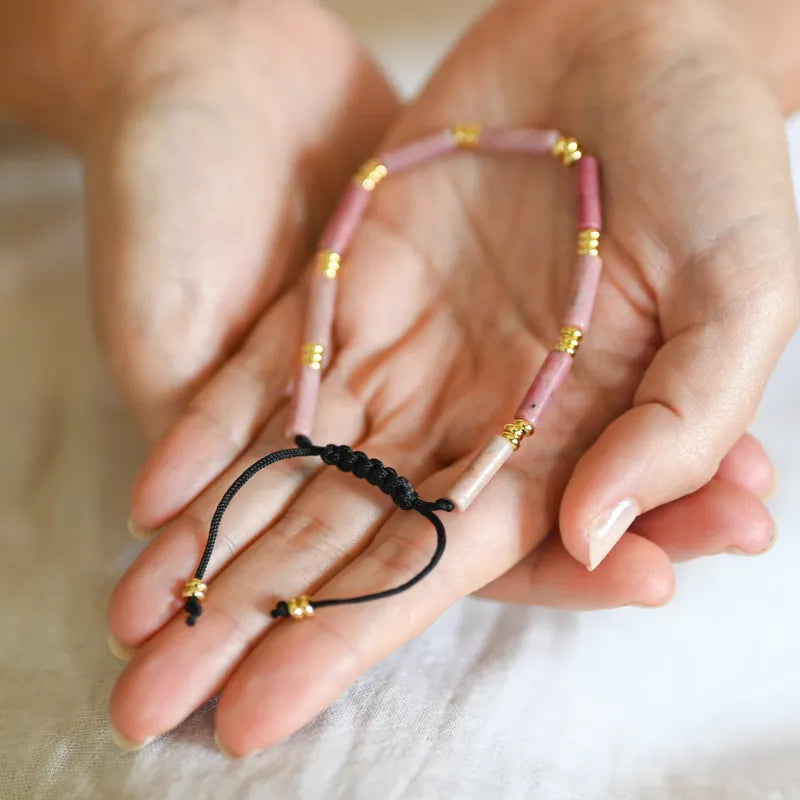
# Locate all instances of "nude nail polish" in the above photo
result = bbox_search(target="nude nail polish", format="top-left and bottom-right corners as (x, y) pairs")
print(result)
(107, 633), (135, 661)
(127, 517), (155, 542)
(587, 498), (640, 570)
(110, 726), (153, 752)
(214, 732), (245, 759)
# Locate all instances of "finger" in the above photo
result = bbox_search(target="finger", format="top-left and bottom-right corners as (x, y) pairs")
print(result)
(109, 436), (446, 743)
(128, 288), (302, 533)
(210, 465), (554, 756)
(714, 431), (776, 499)
(475, 532), (674, 608)
(109, 372), (366, 648)
(482, 472), (775, 606)
(632, 477), (775, 559)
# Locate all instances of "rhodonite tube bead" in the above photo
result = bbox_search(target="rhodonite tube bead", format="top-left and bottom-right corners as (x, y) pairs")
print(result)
(319, 184), (371, 253)
(564, 254), (603, 331)
(514, 350), (574, 425)
(287, 364), (320, 439)
(381, 130), (458, 173)
(478, 128), (559, 155)
(305, 272), (337, 346)
(576, 156), (602, 230)
(449, 435), (515, 512)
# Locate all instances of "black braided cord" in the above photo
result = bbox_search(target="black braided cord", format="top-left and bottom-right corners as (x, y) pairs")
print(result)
(184, 435), (454, 625)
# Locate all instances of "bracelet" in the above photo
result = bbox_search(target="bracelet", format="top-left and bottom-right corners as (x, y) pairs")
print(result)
(182, 125), (603, 625)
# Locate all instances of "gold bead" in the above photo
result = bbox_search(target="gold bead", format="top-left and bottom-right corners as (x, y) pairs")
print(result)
(500, 419), (534, 451)
(318, 249), (341, 279)
(182, 578), (208, 600)
(554, 325), (584, 357)
(286, 595), (315, 619)
(452, 123), (483, 148)
(355, 158), (388, 191)
(577, 229), (600, 256)
(300, 342), (325, 370)
(552, 136), (582, 166)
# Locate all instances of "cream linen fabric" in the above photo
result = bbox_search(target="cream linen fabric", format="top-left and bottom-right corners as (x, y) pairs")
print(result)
(2, 1), (800, 796)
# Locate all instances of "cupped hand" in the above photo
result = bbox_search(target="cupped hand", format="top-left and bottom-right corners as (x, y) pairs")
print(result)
(85, 0), (397, 440)
(110, 0), (794, 755)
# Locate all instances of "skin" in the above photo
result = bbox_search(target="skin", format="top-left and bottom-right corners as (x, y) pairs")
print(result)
(1, 0), (797, 756)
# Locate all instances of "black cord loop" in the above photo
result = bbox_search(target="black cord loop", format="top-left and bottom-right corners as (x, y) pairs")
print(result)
(184, 436), (453, 625)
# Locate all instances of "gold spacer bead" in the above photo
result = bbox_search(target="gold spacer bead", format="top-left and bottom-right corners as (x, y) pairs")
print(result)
(355, 158), (388, 192)
(452, 123), (483, 148)
(554, 325), (584, 357)
(500, 419), (534, 451)
(182, 578), (208, 600)
(300, 342), (325, 370)
(286, 595), (315, 619)
(552, 135), (582, 166)
(577, 229), (600, 256)
(318, 249), (341, 279)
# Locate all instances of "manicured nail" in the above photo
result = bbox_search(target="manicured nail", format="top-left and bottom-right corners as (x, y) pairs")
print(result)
(764, 468), (779, 500)
(727, 530), (777, 556)
(107, 633), (135, 661)
(587, 498), (640, 570)
(110, 726), (153, 751)
(214, 731), (245, 759)
(127, 517), (155, 542)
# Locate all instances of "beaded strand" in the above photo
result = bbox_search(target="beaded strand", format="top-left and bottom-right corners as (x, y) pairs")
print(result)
(286, 125), (603, 513)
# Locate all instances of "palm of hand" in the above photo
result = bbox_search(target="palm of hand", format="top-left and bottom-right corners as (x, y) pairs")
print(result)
(110, 0), (789, 755)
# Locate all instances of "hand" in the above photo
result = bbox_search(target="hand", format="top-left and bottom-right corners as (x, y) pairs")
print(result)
(110, 0), (796, 755)
(82, 0), (397, 440)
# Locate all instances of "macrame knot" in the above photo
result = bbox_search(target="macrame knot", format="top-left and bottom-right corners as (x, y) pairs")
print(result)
(319, 443), (419, 510)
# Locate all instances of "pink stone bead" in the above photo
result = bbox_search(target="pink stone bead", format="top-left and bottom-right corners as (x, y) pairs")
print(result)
(381, 130), (457, 173)
(305, 272), (338, 344)
(576, 156), (602, 231)
(514, 350), (573, 425)
(286, 364), (321, 439)
(478, 128), (559, 155)
(564, 255), (603, 331)
(319, 184), (371, 253)
(449, 435), (515, 512)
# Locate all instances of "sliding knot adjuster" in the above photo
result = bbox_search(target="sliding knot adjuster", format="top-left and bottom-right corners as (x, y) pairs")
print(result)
(319, 443), (419, 510)
(183, 436), (453, 626)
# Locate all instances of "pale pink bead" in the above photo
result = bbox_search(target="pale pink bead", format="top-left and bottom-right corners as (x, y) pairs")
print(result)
(449, 435), (515, 512)
(576, 156), (602, 231)
(515, 350), (573, 425)
(305, 273), (337, 343)
(286, 364), (321, 439)
(478, 128), (559, 155)
(381, 130), (457, 173)
(319, 184), (371, 253)
(564, 255), (603, 331)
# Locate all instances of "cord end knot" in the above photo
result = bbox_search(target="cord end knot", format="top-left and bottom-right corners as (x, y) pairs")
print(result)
(271, 601), (290, 619)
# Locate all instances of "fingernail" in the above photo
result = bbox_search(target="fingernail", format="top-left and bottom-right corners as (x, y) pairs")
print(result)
(110, 726), (153, 751)
(107, 633), (135, 661)
(764, 468), (779, 500)
(127, 517), (156, 542)
(587, 498), (640, 570)
(727, 530), (777, 556)
(214, 731), (245, 759)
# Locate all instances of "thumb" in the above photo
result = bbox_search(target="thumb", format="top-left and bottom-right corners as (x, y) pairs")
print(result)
(560, 200), (800, 571)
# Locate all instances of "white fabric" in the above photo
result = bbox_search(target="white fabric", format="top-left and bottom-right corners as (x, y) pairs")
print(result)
(2, 2), (800, 797)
